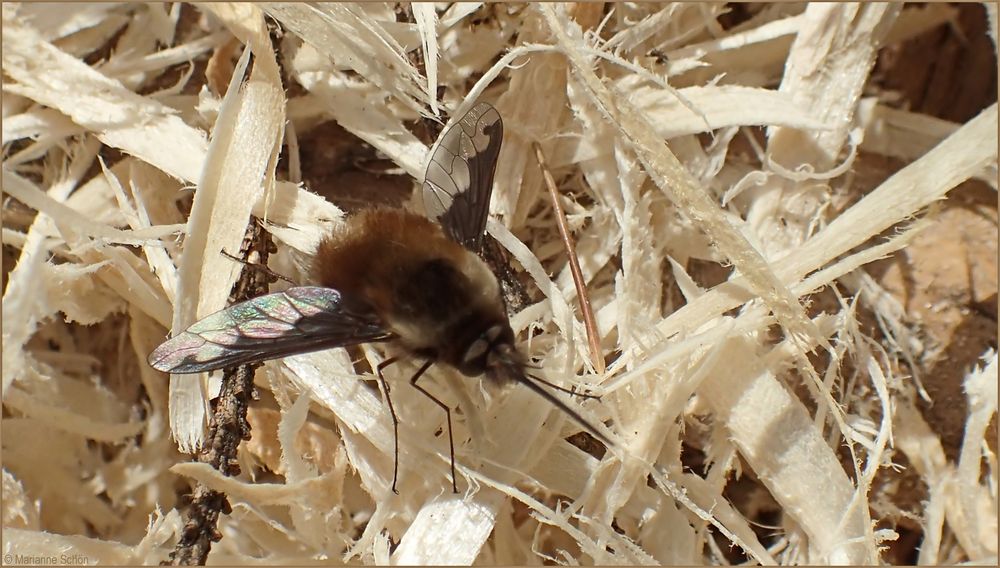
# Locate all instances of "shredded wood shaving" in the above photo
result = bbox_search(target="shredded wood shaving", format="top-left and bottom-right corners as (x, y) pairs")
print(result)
(2, 3), (996, 565)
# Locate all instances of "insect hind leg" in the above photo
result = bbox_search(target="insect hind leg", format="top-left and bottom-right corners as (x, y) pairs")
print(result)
(375, 356), (403, 494)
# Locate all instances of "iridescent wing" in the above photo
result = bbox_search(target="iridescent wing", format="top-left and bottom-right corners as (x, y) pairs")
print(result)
(148, 287), (389, 374)
(422, 102), (503, 251)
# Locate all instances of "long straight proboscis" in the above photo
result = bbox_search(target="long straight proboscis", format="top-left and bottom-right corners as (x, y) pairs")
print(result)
(514, 372), (614, 448)
(526, 372), (602, 400)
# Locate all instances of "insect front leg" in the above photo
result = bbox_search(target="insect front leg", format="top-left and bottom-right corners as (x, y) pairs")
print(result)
(220, 248), (297, 285)
(406, 361), (458, 493)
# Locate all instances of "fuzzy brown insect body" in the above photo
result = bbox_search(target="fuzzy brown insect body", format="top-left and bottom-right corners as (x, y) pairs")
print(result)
(313, 208), (514, 378)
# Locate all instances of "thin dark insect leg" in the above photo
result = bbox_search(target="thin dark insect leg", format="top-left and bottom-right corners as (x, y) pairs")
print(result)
(220, 248), (297, 285)
(407, 361), (458, 493)
(525, 373), (602, 400)
(375, 356), (402, 494)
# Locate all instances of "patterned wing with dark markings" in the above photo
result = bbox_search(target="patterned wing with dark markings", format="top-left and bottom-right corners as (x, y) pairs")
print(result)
(422, 102), (503, 251)
(148, 287), (389, 374)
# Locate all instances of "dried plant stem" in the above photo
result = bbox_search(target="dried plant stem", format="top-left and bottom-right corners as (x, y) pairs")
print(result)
(533, 142), (605, 374)
(166, 219), (275, 565)
(166, 370), (252, 565)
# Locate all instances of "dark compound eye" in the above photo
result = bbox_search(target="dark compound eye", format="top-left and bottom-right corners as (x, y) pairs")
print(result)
(458, 324), (509, 376)
(461, 337), (489, 369)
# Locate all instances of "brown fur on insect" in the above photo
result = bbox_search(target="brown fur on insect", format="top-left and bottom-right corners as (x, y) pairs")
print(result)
(312, 207), (515, 378)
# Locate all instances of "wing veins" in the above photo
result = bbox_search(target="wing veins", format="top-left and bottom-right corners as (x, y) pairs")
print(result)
(149, 287), (389, 374)
(422, 102), (503, 251)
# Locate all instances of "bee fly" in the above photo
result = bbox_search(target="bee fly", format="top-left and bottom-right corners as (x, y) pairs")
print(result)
(149, 102), (611, 493)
